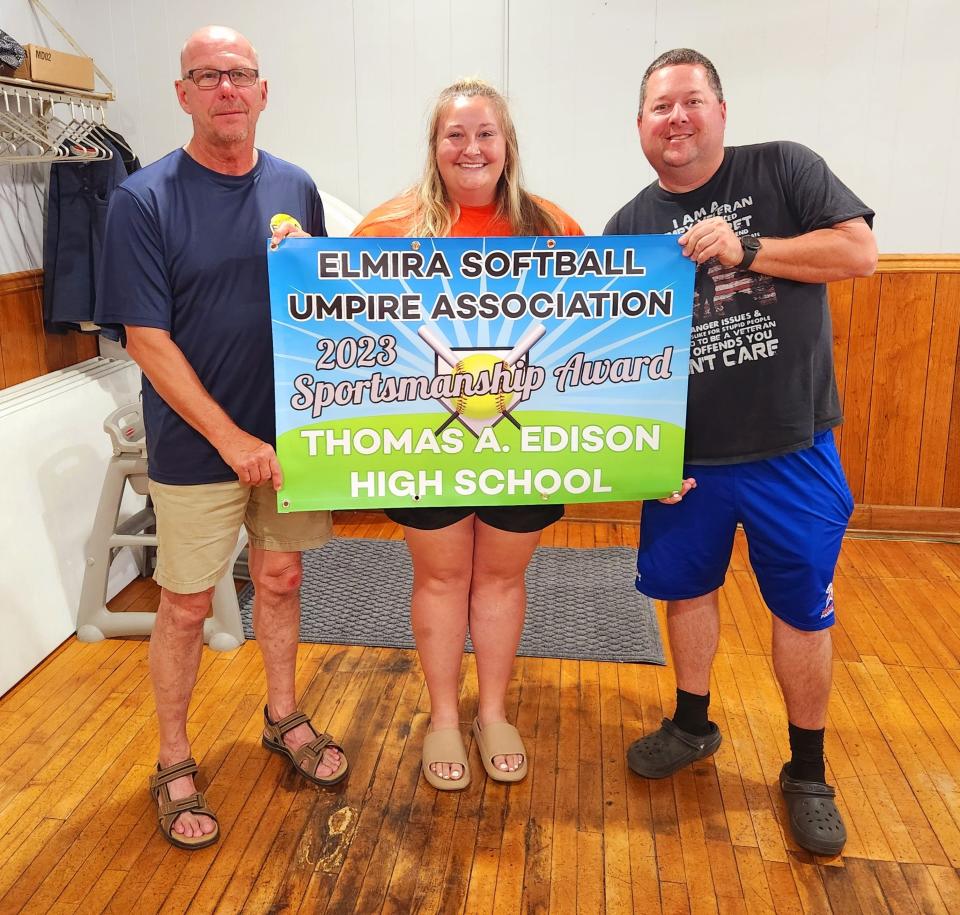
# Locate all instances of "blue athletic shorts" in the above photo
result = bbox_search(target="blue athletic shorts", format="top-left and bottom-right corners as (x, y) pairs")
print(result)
(636, 430), (853, 631)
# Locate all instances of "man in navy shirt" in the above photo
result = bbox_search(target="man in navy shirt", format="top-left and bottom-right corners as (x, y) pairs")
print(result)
(605, 48), (876, 857)
(97, 25), (347, 850)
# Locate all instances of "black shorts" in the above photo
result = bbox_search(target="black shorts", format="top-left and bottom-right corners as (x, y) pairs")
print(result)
(385, 503), (564, 533)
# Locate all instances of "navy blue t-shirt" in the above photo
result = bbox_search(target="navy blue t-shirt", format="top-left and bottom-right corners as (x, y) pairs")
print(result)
(96, 149), (326, 484)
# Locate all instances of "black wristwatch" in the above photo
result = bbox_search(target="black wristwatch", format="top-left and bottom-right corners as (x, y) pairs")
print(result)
(738, 236), (761, 270)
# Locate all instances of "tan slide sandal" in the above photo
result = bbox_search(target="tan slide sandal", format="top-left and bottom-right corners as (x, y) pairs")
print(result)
(472, 718), (528, 783)
(421, 727), (471, 791)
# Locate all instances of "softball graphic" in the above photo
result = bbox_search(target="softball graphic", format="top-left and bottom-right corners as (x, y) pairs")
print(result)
(417, 322), (546, 425)
(269, 212), (302, 233)
(450, 353), (515, 419)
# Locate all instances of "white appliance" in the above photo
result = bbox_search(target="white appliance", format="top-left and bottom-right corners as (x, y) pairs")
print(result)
(0, 357), (143, 695)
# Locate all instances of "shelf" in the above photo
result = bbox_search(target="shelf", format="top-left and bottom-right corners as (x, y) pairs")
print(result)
(0, 74), (113, 101)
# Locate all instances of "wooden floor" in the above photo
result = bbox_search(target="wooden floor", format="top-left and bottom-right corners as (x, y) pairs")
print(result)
(2, 518), (960, 914)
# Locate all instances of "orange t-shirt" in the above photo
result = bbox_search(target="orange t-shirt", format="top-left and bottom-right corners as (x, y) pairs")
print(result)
(352, 195), (583, 238)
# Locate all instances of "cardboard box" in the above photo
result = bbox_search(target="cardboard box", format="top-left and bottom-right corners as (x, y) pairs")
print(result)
(11, 44), (94, 92)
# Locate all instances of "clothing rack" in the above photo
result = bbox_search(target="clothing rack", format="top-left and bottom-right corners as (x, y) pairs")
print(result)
(0, 76), (114, 164)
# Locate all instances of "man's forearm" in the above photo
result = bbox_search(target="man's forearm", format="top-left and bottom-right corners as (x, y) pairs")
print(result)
(125, 326), (239, 450)
(750, 220), (878, 284)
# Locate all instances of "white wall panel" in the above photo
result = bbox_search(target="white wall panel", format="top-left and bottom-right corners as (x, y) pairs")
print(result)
(509, 0), (959, 247)
(450, 0), (505, 89)
(1, 3), (53, 274)
(0, 0), (956, 275)
(0, 163), (45, 275)
(352, 0), (421, 214)
(251, 1), (360, 213)
(507, 0), (658, 235)
(0, 0), (506, 272)
(352, 0), (507, 215)
(0, 359), (143, 696)
(885, 0), (958, 250)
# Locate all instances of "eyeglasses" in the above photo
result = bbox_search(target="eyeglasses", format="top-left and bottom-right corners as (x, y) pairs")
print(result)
(182, 68), (259, 89)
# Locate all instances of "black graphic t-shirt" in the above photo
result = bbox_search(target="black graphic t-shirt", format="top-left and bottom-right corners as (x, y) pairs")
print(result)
(604, 141), (874, 464)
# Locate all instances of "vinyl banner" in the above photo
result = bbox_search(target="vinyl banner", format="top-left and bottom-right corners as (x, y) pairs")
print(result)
(268, 236), (694, 512)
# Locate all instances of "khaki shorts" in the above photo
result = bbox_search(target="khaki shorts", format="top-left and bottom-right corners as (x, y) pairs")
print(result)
(148, 479), (332, 594)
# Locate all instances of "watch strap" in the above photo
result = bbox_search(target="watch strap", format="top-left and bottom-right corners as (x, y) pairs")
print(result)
(738, 239), (759, 270)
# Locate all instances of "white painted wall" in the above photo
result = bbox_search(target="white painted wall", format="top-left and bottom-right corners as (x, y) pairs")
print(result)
(511, 0), (960, 252)
(1, 0), (956, 275)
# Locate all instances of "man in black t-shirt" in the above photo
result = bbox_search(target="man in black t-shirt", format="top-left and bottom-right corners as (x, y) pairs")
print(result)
(605, 48), (876, 857)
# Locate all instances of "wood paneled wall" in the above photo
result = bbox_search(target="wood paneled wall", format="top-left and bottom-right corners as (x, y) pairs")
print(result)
(828, 256), (960, 535)
(0, 269), (98, 390)
(571, 256), (960, 537)
(2, 260), (957, 534)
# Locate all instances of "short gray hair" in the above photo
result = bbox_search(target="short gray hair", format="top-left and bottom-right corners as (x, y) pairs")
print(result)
(638, 48), (723, 114)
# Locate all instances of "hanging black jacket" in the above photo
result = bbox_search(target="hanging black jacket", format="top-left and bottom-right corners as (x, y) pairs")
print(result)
(43, 132), (140, 336)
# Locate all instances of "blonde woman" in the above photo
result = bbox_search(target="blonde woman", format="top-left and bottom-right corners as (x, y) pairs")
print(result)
(353, 79), (582, 790)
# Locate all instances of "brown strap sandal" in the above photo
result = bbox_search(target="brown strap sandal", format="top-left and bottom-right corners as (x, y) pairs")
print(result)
(262, 706), (349, 786)
(148, 757), (220, 850)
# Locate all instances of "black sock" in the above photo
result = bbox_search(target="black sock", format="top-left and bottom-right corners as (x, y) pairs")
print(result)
(787, 723), (826, 784)
(672, 688), (711, 736)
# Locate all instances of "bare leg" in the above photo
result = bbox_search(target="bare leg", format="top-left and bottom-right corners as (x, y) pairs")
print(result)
(772, 616), (832, 729)
(666, 590), (721, 696)
(250, 545), (340, 777)
(469, 521), (541, 772)
(150, 586), (217, 839)
(404, 517), (474, 781)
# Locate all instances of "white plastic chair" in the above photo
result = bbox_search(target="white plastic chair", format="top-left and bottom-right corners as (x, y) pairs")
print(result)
(75, 403), (246, 651)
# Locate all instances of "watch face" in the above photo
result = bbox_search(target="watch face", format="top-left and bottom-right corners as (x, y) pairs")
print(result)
(742, 237), (761, 251)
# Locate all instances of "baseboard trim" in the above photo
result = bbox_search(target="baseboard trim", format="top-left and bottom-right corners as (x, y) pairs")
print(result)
(0, 267), (42, 296)
(332, 503), (960, 542)
(848, 505), (960, 540)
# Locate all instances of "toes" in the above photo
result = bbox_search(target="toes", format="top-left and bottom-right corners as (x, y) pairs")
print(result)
(493, 754), (524, 772)
(175, 813), (215, 837)
(428, 762), (463, 780)
(306, 749), (336, 779)
(313, 748), (341, 779)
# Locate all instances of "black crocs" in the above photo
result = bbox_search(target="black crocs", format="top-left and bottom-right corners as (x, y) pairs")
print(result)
(779, 764), (847, 856)
(626, 717), (722, 779)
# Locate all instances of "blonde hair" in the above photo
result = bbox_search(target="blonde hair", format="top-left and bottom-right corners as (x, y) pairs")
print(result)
(368, 79), (562, 238)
